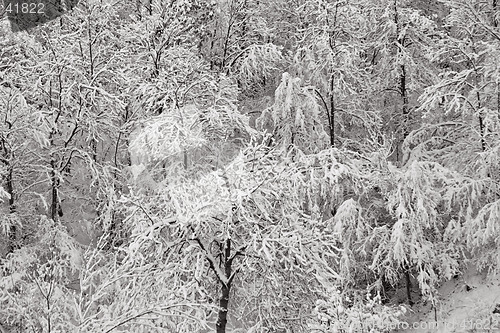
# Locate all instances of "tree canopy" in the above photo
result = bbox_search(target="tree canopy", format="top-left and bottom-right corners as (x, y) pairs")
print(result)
(1, 0), (500, 332)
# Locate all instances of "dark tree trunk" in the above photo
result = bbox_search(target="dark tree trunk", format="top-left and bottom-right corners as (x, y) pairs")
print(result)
(394, 1), (413, 307)
(398, 63), (410, 164)
(405, 265), (413, 306)
(90, 138), (97, 162)
(2, 136), (17, 254)
(216, 283), (231, 333)
(497, 84), (500, 120)
(478, 113), (486, 152)
(329, 75), (335, 147)
(216, 239), (233, 333)
(476, 90), (486, 152)
(400, 65), (409, 120)
(6, 166), (17, 254)
(326, 4), (339, 148)
(493, 0), (498, 27)
(50, 157), (61, 222)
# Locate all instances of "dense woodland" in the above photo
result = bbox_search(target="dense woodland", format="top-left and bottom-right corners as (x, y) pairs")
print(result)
(0, 0), (500, 332)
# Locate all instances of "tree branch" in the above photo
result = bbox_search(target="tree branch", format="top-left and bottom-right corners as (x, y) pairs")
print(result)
(191, 234), (228, 286)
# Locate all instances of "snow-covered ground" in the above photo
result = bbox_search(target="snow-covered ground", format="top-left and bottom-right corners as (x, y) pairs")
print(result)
(398, 266), (500, 333)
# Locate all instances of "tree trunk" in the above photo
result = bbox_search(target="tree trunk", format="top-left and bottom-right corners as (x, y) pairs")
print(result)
(6, 166), (16, 254)
(394, 1), (413, 307)
(2, 136), (17, 254)
(393, 0), (406, 163)
(476, 89), (486, 152)
(90, 138), (97, 162)
(478, 113), (486, 152)
(50, 157), (61, 222)
(329, 75), (335, 147)
(405, 265), (413, 306)
(216, 283), (231, 333)
(326, 4), (339, 148)
(493, 0), (498, 27)
(216, 239), (233, 333)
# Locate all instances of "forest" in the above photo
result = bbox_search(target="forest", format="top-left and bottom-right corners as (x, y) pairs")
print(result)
(1, 0), (500, 332)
